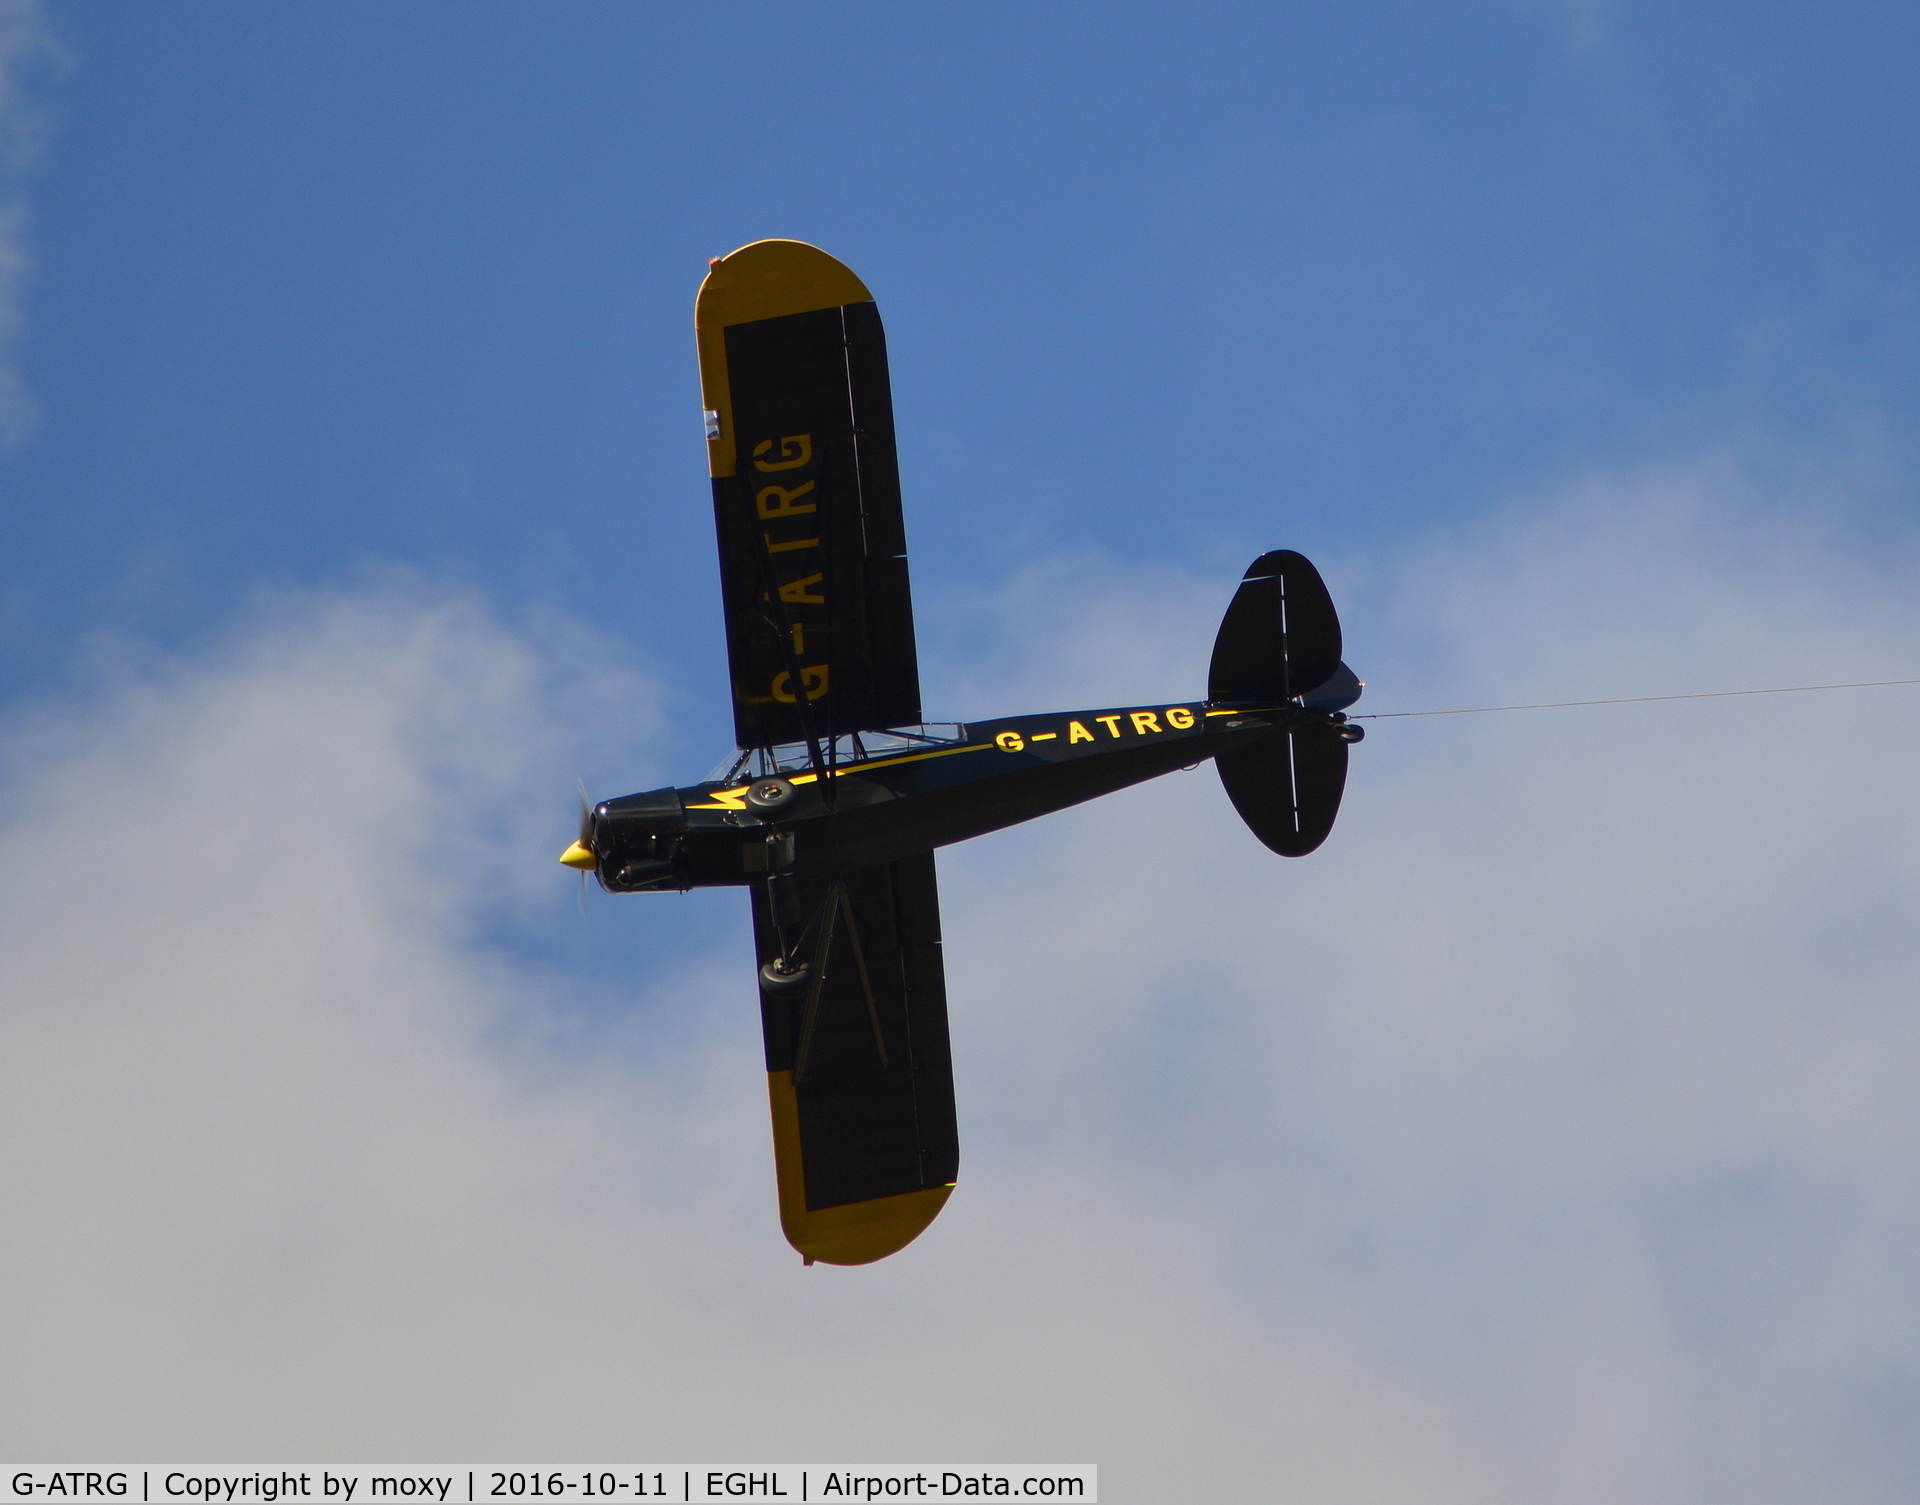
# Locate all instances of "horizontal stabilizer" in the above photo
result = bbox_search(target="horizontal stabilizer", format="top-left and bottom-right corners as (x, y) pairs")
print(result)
(1302, 661), (1363, 712)
(1208, 551), (1342, 705)
(1217, 725), (1349, 857)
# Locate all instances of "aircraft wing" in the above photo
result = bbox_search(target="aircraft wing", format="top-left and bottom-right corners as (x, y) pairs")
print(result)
(750, 852), (959, 1264)
(698, 240), (923, 750)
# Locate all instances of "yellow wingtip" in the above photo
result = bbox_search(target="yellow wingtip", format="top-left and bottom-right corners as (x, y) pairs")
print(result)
(764, 1069), (954, 1265)
(695, 240), (873, 479)
(558, 841), (598, 870)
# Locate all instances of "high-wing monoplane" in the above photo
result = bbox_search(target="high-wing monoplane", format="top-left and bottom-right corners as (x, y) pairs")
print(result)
(560, 241), (1364, 1265)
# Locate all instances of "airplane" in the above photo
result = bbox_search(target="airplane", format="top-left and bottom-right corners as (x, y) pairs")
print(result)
(560, 240), (1364, 1267)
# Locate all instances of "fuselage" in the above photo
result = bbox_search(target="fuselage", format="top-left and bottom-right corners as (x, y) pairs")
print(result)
(589, 699), (1343, 893)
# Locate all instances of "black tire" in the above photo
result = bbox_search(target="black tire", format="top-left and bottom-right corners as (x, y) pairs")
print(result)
(746, 777), (798, 811)
(1338, 723), (1365, 744)
(760, 959), (811, 991)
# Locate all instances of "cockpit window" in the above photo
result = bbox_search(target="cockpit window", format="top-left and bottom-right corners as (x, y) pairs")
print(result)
(701, 724), (969, 784)
(703, 748), (754, 784)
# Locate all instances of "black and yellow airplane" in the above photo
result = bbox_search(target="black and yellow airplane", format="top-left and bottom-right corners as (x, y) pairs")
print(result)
(561, 240), (1363, 1266)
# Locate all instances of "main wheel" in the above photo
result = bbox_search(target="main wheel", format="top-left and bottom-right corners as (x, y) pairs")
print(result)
(1338, 723), (1365, 743)
(746, 776), (798, 811)
(760, 958), (811, 991)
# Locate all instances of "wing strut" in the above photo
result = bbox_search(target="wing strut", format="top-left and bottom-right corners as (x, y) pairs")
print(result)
(794, 881), (889, 1082)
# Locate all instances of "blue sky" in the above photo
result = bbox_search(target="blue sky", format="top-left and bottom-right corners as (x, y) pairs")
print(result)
(4, 4), (1920, 1497)
(8, 2), (1916, 722)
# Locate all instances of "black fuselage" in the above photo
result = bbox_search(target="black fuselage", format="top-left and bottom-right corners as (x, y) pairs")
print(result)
(591, 698), (1340, 893)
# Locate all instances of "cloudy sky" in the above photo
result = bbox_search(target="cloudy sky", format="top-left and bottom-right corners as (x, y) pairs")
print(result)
(3, 3), (1919, 1499)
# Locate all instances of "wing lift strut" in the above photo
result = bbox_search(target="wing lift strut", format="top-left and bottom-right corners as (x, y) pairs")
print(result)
(766, 879), (889, 1083)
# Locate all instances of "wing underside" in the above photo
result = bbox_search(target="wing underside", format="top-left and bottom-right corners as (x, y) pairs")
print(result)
(704, 244), (951, 1265)
(751, 852), (958, 1264)
(700, 242), (922, 750)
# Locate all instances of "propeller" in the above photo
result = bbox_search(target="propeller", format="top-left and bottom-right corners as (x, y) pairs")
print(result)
(560, 778), (598, 913)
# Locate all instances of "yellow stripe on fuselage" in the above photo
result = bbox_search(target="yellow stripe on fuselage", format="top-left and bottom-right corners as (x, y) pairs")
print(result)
(683, 740), (991, 809)
(683, 707), (1269, 811)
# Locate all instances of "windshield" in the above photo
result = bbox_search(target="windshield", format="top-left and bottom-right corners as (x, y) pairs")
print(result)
(701, 724), (969, 783)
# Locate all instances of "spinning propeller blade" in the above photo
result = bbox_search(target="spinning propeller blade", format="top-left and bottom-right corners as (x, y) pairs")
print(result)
(561, 780), (598, 913)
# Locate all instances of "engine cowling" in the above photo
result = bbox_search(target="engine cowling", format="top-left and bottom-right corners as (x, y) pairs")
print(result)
(592, 785), (690, 891)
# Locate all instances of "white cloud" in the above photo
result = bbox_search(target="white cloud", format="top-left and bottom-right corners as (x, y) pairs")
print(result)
(4, 459), (1920, 1500)
(936, 455), (1920, 1500)
(0, 580), (1499, 1499)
